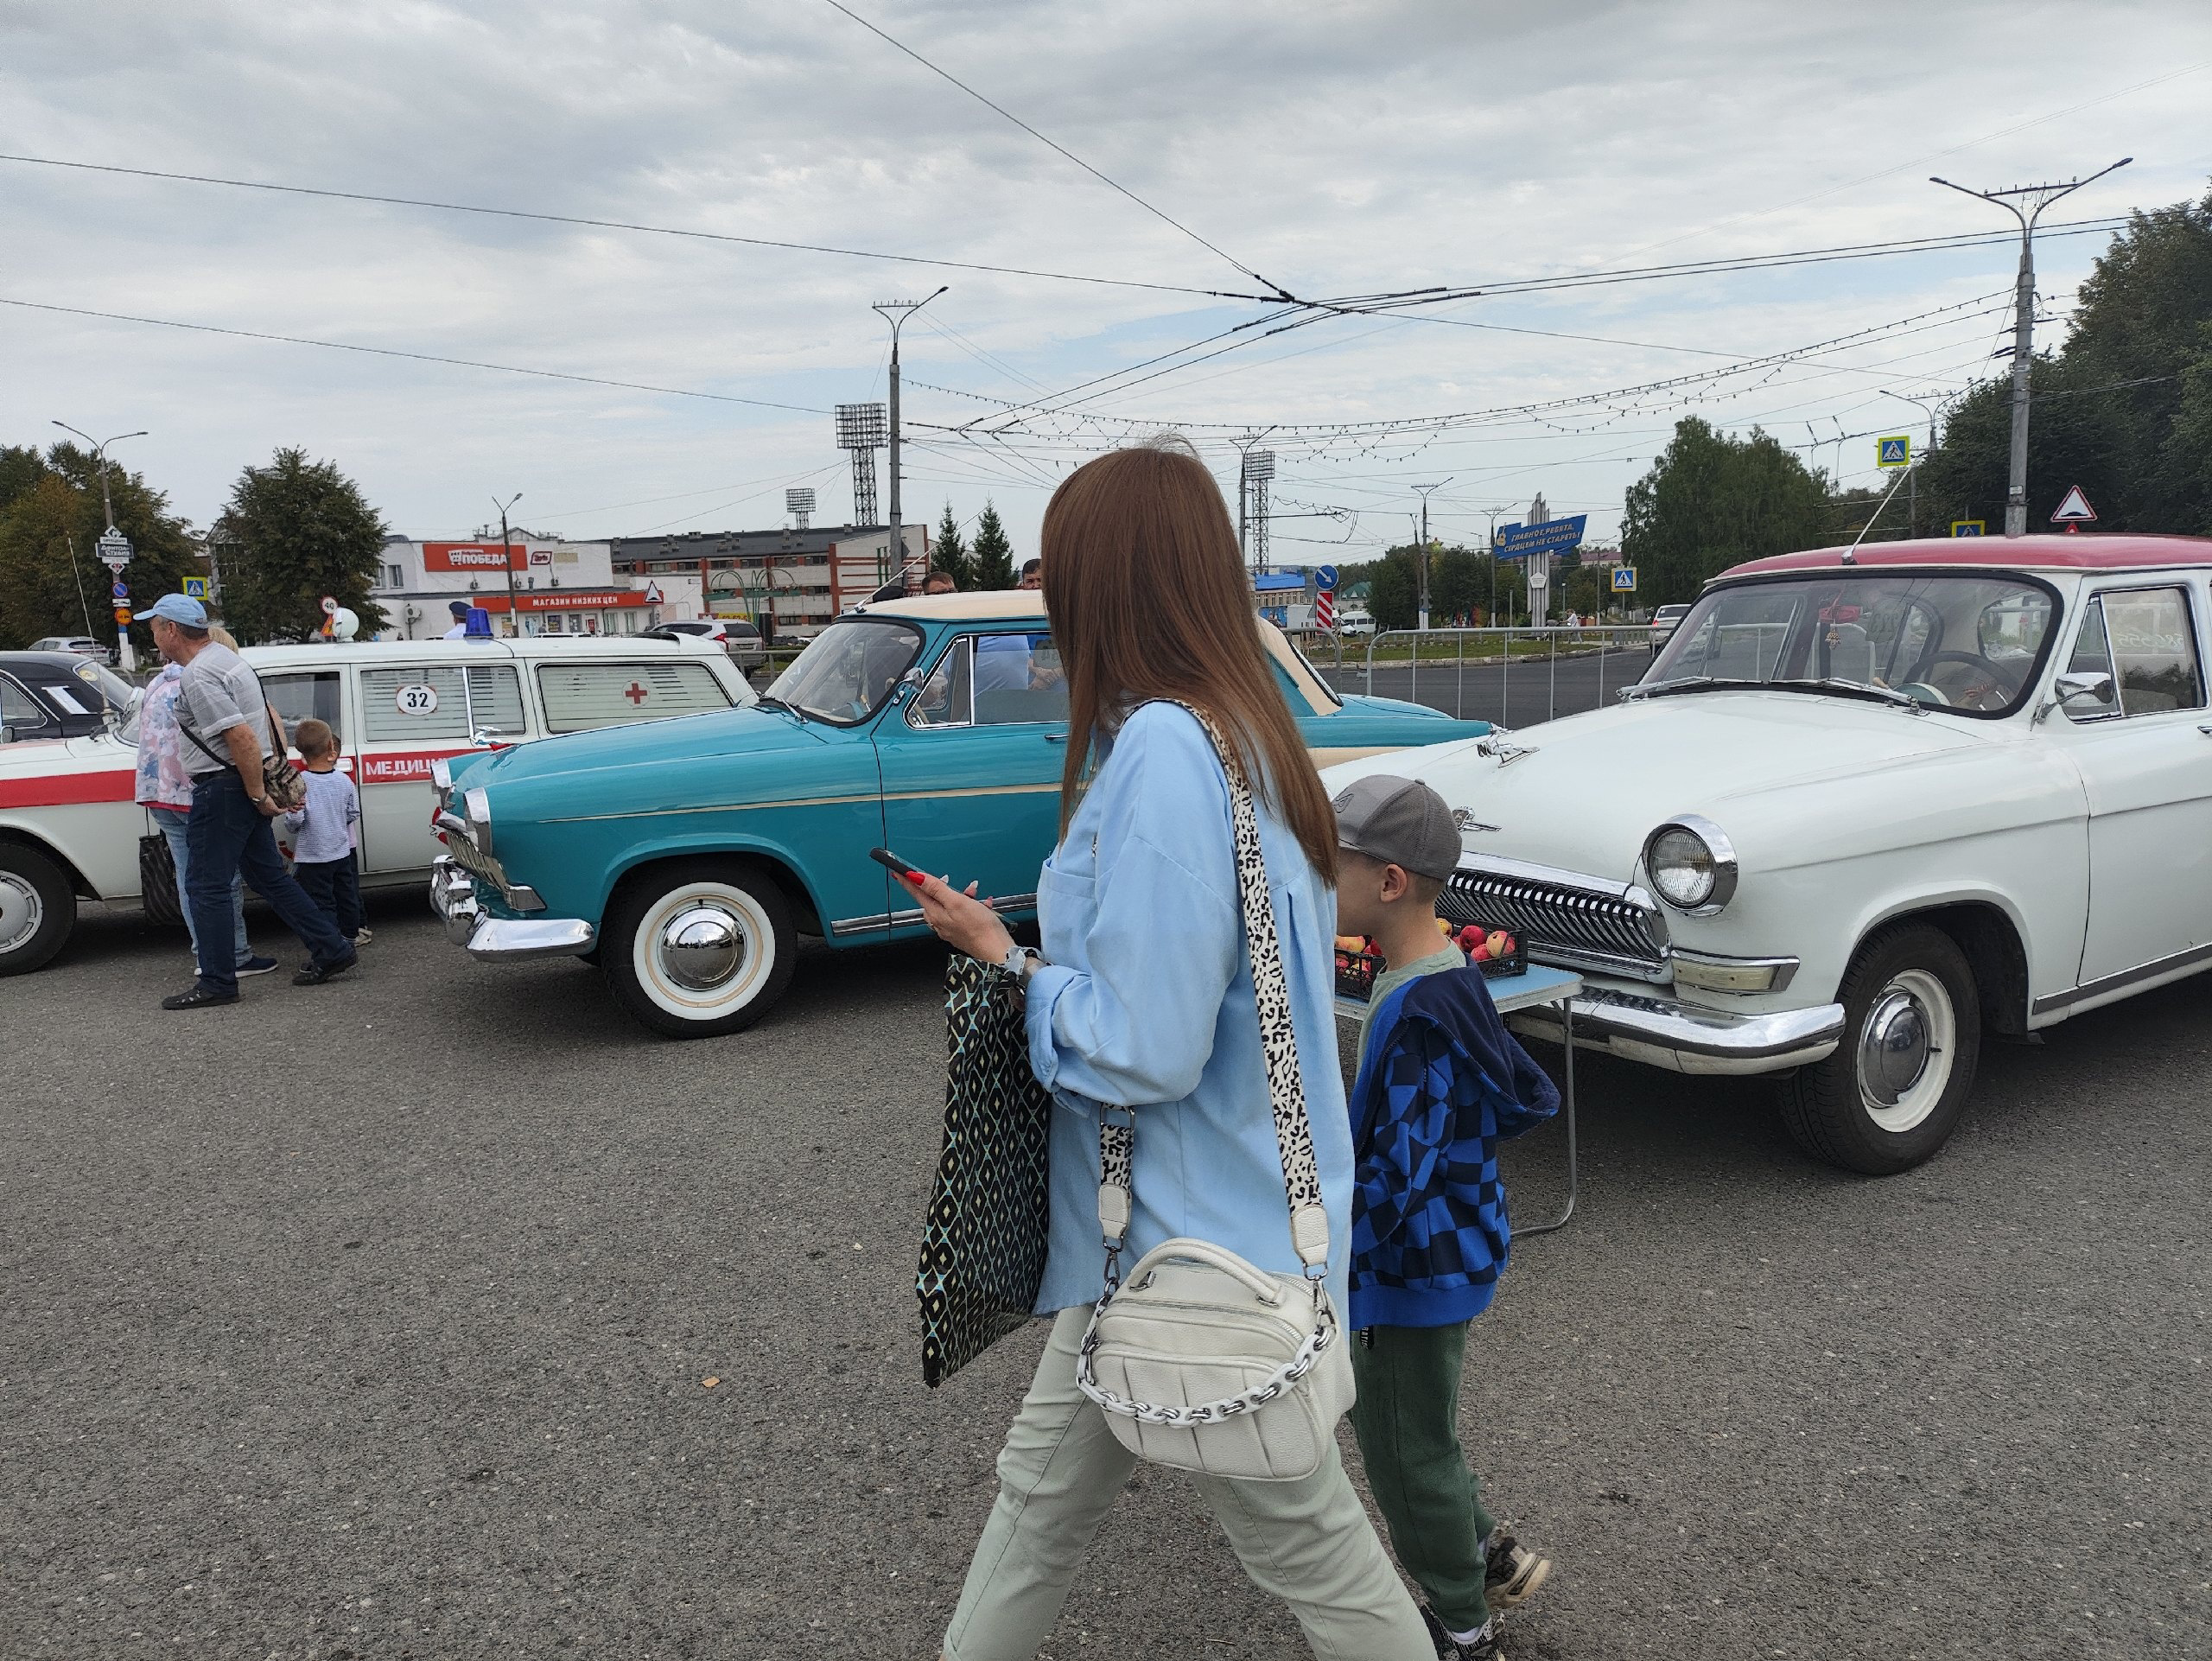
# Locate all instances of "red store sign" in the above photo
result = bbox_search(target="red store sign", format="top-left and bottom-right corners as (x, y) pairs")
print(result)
(424, 542), (527, 573)
(473, 589), (650, 613)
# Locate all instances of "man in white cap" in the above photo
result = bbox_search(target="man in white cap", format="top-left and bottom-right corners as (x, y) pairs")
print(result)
(137, 594), (358, 1009)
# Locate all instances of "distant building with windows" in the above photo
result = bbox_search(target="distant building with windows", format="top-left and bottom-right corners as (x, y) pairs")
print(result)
(371, 536), (704, 641)
(609, 523), (926, 644)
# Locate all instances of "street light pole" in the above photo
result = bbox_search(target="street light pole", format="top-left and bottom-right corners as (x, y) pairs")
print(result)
(1931, 158), (2129, 538)
(493, 492), (524, 637)
(1412, 480), (1449, 630)
(1884, 391), (1942, 538)
(52, 421), (148, 668)
(874, 287), (948, 587)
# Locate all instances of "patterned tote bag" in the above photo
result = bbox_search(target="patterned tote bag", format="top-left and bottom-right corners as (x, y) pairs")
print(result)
(916, 954), (1053, 1386)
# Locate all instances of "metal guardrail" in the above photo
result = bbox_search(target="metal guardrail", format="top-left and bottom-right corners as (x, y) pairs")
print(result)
(1317, 625), (1662, 725)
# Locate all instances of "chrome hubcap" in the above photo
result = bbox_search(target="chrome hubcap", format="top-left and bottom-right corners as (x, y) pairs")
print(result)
(656, 904), (744, 991)
(1858, 990), (1929, 1105)
(0, 871), (42, 954)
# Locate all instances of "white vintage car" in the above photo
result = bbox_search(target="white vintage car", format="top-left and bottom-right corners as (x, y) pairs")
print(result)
(0, 633), (753, 977)
(1324, 532), (2212, 1173)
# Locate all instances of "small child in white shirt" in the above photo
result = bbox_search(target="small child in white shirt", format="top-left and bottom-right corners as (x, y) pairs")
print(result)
(283, 718), (369, 946)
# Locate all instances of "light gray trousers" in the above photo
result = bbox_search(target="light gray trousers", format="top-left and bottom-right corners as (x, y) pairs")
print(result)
(942, 1307), (1433, 1661)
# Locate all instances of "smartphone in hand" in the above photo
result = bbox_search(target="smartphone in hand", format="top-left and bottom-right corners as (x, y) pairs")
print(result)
(870, 846), (927, 886)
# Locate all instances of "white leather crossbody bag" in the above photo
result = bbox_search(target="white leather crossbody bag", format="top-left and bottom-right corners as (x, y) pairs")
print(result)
(1072, 705), (1353, 1482)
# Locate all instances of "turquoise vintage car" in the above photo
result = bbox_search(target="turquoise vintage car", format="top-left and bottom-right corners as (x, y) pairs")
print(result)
(429, 592), (1485, 1036)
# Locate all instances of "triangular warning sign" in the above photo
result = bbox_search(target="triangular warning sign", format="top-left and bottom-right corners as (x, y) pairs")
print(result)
(642, 581), (664, 602)
(2050, 485), (2097, 523)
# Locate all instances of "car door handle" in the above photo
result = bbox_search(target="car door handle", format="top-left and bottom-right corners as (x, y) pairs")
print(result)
(2200, 723), (2212, 736)
(1046, 732), (1069, 743)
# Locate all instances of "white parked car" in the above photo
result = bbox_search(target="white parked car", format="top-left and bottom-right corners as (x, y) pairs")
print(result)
(1337, 608), (1376, 639)
(0, 633), (754, 976)
(29, 635), (116, 667)
(1324, 532), (2212, 1173)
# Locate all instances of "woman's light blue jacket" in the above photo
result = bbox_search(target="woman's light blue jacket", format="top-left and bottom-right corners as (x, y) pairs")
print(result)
(1023, 700), (1351, 1314)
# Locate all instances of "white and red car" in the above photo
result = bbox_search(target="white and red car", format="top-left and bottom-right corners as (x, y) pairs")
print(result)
(0, 633), (753, 976)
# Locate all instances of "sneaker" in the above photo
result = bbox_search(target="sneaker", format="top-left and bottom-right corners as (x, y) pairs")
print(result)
(1420, 1604), (1503, 1660)
(292, 948), (359, 987)
(162, 984), (239, 1011)
(234, 955), (280, 977)
(348, 927), (373, 946)
(1484, 1531), (1553, 1611)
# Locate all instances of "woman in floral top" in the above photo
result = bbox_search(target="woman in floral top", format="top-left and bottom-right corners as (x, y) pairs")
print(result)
(136, 661), (269, 976)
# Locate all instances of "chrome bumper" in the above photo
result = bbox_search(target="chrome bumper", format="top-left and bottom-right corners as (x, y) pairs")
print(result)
(1508, 984), (1845, 1076)
(429, 856), (596, 961)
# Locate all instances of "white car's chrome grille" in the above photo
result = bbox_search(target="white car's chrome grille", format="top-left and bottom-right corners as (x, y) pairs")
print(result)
(1442, 857), (1670, 981)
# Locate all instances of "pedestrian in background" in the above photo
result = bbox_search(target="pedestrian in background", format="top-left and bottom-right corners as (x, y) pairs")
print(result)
(908, 440), (1435, 1661)
(283, 717), (370, 948)
(1017, 557), (1042, 590)
(442, 600), (472, 639)
(137, 595), (358, 1009)
(133, 652), (277, 980)
(1332, 773), (1559, 1660)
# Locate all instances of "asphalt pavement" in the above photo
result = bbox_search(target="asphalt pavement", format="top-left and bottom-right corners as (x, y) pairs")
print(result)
(1320, 645), (1657, 727)
(5, 896), (2209, 1659)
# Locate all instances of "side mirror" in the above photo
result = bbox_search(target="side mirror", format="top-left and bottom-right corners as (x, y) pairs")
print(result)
(2055, 671), (2117, 708)
(0, 725), (17, 744)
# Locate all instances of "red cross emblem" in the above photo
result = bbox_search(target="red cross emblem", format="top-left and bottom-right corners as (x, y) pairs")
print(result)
(624, 682), (650, 705)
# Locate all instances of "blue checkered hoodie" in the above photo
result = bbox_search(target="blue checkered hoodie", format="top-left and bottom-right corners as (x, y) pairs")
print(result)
(1346, 964), (1560, 1329)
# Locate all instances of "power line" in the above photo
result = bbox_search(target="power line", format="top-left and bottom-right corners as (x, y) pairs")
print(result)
(0, 296), (830, 413)
(819, 0), (1290, 299)
(0, 151), (1268, 302)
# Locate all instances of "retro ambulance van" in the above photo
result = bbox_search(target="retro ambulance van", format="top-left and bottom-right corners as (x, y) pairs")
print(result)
(0, 633), (753, 975)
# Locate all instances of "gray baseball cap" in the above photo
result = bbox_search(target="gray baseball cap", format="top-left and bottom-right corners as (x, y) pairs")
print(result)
(1332, 773), (1461, 881)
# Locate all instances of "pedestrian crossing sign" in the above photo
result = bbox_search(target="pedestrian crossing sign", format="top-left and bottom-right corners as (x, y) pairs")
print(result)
(1950, 520), (1986, 538)
(183, 577), (207, 599)
(1611, 566), (1637, 592)
(1877, 435), (1910, 468)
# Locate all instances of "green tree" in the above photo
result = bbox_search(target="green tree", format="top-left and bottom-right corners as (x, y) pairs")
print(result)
(969, 500), (1016, 590)
(1622, 417), (1834, 604)
(932, 500), (975, 589)
(1366, 548), (1418, 631)
(0, 442), (200, 653)
(212, 447), (390, 644)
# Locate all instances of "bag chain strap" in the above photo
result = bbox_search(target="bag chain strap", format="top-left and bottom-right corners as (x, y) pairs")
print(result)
(1095, 702), (1331, 1277)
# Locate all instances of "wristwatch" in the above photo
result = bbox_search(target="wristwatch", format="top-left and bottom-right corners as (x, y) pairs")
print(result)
(996, 944), (1045, 985)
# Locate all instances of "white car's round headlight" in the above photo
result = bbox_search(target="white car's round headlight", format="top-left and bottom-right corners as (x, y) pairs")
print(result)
(1643, 815), (1738, 914)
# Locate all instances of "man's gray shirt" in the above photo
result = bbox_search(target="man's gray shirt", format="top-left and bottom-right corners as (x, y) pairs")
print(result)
(177, 643), (272, 779)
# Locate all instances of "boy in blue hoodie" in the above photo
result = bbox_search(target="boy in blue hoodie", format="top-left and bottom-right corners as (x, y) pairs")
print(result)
(1332, 773), (1560, 1661)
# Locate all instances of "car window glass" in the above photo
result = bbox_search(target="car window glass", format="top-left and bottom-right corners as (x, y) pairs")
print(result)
(264, 671), (345, 746)
(909, 637), (974, 729)
(465, 665), (527, 738)
(2101, 589), (2202, 716)
(362, 665), (472, 740)
(1670, 590), (1799, 678)
(765, 620), (923, 725)
(536, 659), (733, 732)
(972, 632), (1069, 726)
(0, 675), (46, 730)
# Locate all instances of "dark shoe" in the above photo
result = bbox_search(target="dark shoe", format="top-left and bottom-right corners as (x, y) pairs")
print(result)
(1485, 1530), (1553, 1610)
(292, 949), (359, 987)
(1421, 1604), (1503, 1660)
(235, 955), (280, 977)
(162, 983), (239, 1011)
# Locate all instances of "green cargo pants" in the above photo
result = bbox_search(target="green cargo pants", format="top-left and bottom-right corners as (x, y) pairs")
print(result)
(943, 1307), (1434, 1661)
(1348, 1321), (1498, 1632)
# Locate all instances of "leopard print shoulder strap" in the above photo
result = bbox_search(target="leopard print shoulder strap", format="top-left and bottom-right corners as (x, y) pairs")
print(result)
(1096, 702), (1330, 1276)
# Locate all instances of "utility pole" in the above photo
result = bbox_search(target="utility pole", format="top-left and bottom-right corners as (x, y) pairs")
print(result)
(1884, 390), (1942, 538)
(1413, 480), (1449, 630)
(493, 492), (524, 637)
(52, 421), (147, 668)
(874, 288), (947, 587)
(1931, 158), (2129, 537)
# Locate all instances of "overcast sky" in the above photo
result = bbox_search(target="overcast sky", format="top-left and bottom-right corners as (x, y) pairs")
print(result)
(4, 1), (2209, 566)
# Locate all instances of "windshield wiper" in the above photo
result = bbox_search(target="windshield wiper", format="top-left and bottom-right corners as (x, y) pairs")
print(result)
(753, 695), (809, 723)
(1619, 676), (1768, 702)
(1770, 678), (1929, 715)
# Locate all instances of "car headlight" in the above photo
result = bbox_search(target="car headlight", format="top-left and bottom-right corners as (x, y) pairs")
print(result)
(1642, 813), (1738, 915)
(465, 786), (494, 855)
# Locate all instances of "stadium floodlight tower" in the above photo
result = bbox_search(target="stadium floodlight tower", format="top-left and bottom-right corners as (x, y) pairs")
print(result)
(834, 403), (887, 526)
(1241, 449), (1276, 572)
(785, 487), (816, 531)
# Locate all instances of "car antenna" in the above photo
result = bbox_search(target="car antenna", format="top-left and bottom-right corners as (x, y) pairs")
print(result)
(1840, 461), (1917, 566)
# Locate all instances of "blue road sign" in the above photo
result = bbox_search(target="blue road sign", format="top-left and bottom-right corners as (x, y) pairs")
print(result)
(1314, 563), (1338, 590)
(1878, 435), (1910, 468)
(1611, 566), (1637, 592)
(1493, 515), (1589, 560)
(1950, 520), (1985, 538)
(183, 577), (208, 599)
(111, 581), (130, 600)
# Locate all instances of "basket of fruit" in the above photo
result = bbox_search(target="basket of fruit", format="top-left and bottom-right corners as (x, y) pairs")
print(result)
(1333, 918), (1525, 1002)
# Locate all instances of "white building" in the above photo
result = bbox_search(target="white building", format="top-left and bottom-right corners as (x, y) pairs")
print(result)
(610, 524), (926, 644)
(372, 537), (704, 641)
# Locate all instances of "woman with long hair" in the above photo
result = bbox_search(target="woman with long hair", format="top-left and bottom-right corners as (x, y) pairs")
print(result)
(908, 441), (1432, 1659)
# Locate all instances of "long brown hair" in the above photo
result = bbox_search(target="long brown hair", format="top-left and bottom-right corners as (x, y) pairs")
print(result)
(1041, 440), (1337, 885)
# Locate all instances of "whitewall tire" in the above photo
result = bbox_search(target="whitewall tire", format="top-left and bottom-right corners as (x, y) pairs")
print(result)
(602, 860), (796, 1038)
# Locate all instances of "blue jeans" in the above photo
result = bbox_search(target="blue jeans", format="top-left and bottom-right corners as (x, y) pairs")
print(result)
(184, 771), (352, 995)
(150, 805), (250, 969)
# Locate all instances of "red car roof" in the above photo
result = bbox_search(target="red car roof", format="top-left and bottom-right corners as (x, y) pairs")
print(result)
(1721, 532), (2212, 580)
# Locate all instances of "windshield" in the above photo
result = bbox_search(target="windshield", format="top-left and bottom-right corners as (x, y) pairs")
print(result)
(765, 619), (924, 725)
(1645, 572), (2059, 716)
